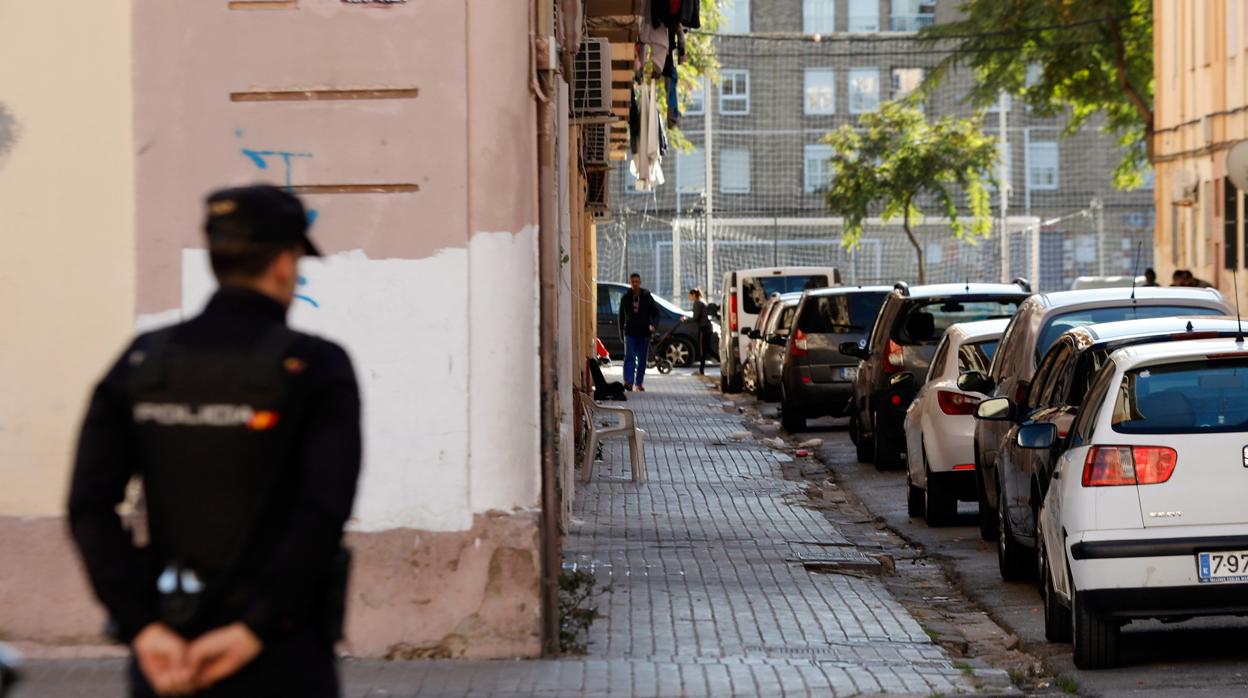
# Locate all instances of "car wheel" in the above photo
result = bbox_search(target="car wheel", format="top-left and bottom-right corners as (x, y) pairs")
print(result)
(997, 487), (1034, 582)
(873, 416), (903, 471)
(1071, 573), (1120, 669)
(781, 400), (806, 433)
(906, 471), (925, 518)
(924, 458), (956, 527)
(976, 450), (998, 542)
(1040, 534), (1072, 643)
(852, 409), (873, 463)
(662, 337), (695, 368)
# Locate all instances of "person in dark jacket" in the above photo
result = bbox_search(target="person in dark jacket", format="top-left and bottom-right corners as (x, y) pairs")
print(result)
(682, 288), (713, 375)
(68, 185), (361, 698)
(618, 273), (659, 391)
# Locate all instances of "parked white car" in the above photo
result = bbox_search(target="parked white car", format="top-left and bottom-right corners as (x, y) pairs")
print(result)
(1019, 337), (1248, 669)
(904, 319), (1010, 526)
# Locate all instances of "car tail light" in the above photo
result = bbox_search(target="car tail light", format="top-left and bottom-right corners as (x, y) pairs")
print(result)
(937, 391), (980, 415)
(1081, 446), (1177, 487)
(729, 294), (738, 332)
(791, 328), (809, 357)
(883, 339), (904, 373)
(952, 463), (975, 471)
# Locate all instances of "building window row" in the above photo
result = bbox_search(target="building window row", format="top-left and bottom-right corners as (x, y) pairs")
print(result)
(724, 0), (937, 35)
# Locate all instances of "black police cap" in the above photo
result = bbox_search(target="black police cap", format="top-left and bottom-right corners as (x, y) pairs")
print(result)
(204, 185), (321, 256)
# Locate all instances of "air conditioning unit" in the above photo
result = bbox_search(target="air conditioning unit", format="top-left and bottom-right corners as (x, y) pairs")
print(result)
(574, 38), (612, 116)
(582, 123), (609, 168)
(586, 169), (610, 220)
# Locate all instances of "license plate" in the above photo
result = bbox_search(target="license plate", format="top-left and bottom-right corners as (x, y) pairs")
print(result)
(839, 367), (857, 381)
(1197, 550), (1248, 583)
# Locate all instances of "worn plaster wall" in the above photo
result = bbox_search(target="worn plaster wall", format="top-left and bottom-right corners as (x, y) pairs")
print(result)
(0, 3), (135, 515)
(0, 0), (544, 658)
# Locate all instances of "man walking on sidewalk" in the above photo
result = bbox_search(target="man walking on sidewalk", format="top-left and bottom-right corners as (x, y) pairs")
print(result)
(69, 185), (361, 698)
(619, 272), (659, 391)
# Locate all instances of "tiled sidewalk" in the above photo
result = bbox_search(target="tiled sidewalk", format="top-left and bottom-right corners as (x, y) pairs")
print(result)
(20, 369), (972, 697)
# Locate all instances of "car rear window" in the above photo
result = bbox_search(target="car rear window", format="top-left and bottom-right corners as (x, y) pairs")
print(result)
(797, 292), (887, 335)
(742, 275), (830, 314)
(957, 339), (998, 374)
(1112, 359), (1248, 433)
(1037, 305), (1225, 360)
(895, 299), (1020, 344)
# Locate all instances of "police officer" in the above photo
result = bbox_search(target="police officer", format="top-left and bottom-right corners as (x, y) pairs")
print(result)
(68, 185), (361, 697)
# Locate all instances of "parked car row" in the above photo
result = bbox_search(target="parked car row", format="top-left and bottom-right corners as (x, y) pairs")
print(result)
(873, 284), (1239, 670)
(719, 268), (1248, 671)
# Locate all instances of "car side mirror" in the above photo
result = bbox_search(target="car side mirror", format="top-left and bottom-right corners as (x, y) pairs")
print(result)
(957, 370), (995, 395)
(1016, 422), (1058, 450)
(975, 397), (1015, 421)
(889, 372), (916, 391)
(839, 341), (868, 359)
(767, 336), (788, 347)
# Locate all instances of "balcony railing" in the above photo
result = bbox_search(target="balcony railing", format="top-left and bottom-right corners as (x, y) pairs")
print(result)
(888, 14), (935, 32)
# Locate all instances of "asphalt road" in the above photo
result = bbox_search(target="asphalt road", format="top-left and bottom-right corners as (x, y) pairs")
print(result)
(793, 412), (1248, 697)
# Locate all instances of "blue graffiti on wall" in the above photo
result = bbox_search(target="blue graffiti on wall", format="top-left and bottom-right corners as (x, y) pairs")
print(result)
(236, 132), (322, 307)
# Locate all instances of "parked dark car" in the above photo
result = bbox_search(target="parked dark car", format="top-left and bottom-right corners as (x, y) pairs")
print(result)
(972, 316), (1245, 580)
(596, 282), (719, 367)
(841, 281), (1031, 470)
(964, 286), (1230, 545)
(779, 286), (891, 432)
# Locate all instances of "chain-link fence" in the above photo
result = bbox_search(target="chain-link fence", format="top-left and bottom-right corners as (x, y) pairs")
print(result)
(600, 27), (1155, 308)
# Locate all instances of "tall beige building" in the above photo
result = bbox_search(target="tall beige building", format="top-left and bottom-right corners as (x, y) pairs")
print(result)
(1154, 0), (1248, 294)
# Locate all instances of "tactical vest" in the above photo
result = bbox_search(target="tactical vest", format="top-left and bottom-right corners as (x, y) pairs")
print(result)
(127, 324), (304, 592)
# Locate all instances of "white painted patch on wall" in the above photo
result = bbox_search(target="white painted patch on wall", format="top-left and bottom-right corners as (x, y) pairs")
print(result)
(467, 226), (541, 513)
(182, 247), (485, 533)
(135, 307), (184, 332)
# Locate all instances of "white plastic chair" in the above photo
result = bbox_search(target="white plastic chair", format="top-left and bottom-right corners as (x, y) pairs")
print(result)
(578, 391), (646, 483)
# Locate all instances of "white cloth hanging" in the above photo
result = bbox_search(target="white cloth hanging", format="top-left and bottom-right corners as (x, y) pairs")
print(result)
(630, 81), (665, 192)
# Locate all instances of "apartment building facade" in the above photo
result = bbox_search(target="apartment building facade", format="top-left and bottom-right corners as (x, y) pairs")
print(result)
(605, 0), (1155, 299)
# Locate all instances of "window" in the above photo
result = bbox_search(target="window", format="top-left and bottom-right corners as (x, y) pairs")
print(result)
(741, 276), (830, 314)
(720, 149), (751, 193)
(889, 0), (935, 31)
(685, 77), (705, 115)
(986, 91), (1011, 113)
(848, 0), (879, 32)
(804, 144), (834, 193)
(987, 136), (1010, 192)
(676, 148), (705, 193)
(1070, 362), (1116, 446)
(1112, 359), (1248, 434)
(928, 337), (952, 382)
(803, 0), (836, 33)
(797, 291), (888, 335)
(897, 300), (1021, 345)
(597, 284), (625, 315)
(958, 339), (999, 376)
(890, 67), (923, 101)
(848, 68), (880, 113)
(1225, 177), (1239, 270)
(1035, 306), (1225, 362)
(720, 0), (750, 33)
(804, 69), (836, 114)
(720, 70), (750, 114)
(1027, 140), (1059, 190)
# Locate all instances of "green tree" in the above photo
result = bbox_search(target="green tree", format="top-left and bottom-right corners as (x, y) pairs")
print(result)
(822, 101), (998, 283)
(919, 0), (1152, 189)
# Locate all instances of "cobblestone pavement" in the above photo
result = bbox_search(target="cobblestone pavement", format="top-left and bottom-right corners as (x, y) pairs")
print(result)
(21, 369), (974, 697)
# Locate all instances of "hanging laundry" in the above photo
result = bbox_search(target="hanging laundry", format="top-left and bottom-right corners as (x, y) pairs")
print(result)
(629, 81), (665, 192)
(665, 71), (680, 129)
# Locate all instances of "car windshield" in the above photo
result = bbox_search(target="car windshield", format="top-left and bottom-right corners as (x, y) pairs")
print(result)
(742, 275), (830, 314)
(798, 291), (887, 335)
(897, 299), (1020, 344)
(957, 339), (998, 374)
(1112, 358), (1248, 433)
(1037, 305), (1224, 360)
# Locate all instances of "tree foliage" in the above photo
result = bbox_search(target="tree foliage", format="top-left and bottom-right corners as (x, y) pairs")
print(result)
(918, 0), (1153, 189)
(822, 101), (998, 283)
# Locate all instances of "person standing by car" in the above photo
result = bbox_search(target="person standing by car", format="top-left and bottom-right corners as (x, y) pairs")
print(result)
(68, 185), (361, 698)
(683, 288), (713, 375)
(619, 273), (659, 391)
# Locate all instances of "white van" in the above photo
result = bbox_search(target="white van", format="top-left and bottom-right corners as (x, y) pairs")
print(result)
(718, 266), (841, 392)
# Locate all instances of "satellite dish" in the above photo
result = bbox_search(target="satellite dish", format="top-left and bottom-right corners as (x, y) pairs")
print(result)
(1228, 140), (1248, 192)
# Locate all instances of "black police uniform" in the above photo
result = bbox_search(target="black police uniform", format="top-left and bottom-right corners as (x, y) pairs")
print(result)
(68, 186), (361, 698)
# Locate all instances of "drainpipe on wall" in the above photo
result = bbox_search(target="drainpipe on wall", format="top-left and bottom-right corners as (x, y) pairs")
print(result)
(532, 0), (562, 657)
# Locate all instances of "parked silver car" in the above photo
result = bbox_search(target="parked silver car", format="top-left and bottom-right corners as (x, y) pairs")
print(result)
(744, 293), (802, 401)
